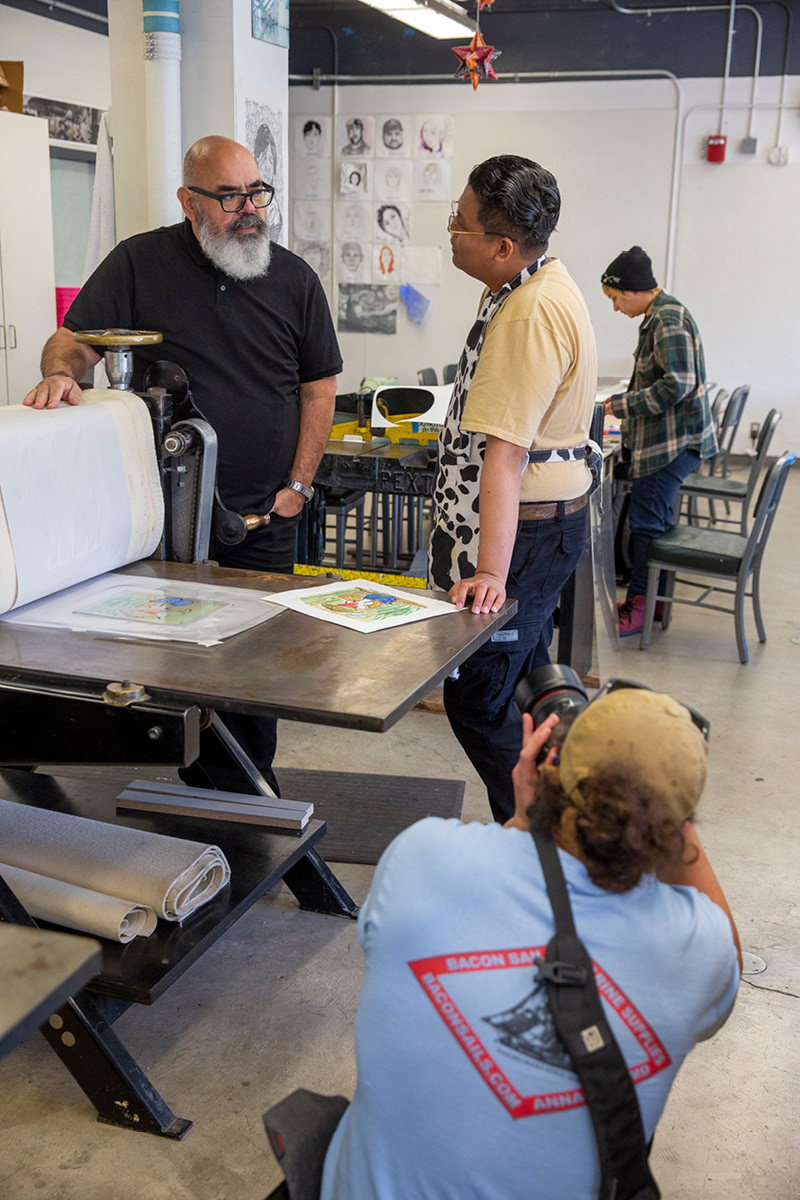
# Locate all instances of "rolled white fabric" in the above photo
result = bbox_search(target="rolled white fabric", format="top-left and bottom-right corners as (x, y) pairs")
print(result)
(0, 799), (230, 922)
(0, 863), (157, 944)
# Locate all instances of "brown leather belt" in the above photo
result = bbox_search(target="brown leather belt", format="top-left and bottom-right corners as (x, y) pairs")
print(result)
(518, 492), (588, 520)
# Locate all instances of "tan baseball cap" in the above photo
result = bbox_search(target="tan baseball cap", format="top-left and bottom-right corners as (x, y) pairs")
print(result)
(558, 688), (707, 822)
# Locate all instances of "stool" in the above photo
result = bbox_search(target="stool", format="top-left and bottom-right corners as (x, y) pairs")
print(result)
(323, 488), (365, 568)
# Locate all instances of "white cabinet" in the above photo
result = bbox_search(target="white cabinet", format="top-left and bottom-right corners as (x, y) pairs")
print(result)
(0, 112), (56, 405)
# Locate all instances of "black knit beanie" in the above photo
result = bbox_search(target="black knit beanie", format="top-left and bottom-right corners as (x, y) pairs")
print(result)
(601, 246), (658, 292)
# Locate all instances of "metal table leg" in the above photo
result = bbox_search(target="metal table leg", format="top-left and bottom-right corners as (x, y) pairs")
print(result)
(282, 848), (358, 918)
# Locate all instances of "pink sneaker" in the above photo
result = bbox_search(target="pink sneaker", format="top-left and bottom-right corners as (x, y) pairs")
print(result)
(617, 595), (646, 637)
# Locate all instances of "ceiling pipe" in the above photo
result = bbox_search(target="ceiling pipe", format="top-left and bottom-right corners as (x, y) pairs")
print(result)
(605, 2), (764, 141)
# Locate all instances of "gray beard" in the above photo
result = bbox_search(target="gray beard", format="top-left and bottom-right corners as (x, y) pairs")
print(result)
(195, 209), (272, 280)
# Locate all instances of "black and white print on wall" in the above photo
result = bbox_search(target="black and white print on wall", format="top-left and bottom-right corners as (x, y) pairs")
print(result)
(375, 202), (411, 245)
(294, 157), (331, 200)
(336, 201), (373, 243)
(294, 240), (331, 280)
(340, 161), (371, 198)
(338, 284), (399, 335)
(337, 241), (372, 283)
(294, 115), (332, 159)
(294, 200), (332, 242)
(339, 115), (375, 158)
(374, 160), (413, 203)
(376, 115), (412, 158)
(246, 100), (285, 244)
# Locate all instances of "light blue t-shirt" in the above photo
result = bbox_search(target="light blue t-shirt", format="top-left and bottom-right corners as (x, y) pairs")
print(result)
(321, 817), (739, 1200)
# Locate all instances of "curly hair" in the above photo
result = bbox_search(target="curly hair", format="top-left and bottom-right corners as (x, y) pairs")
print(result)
(529, 762), (695, 893)
(467, 155), (560, 255)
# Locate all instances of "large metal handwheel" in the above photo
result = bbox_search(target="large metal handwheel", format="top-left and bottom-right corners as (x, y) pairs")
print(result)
(73, 328), (163, 392)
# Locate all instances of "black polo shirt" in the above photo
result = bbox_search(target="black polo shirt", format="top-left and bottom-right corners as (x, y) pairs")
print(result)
(64, 220), (342, 514)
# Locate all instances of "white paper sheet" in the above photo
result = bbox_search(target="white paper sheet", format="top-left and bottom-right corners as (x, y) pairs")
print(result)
(0, 572), (281, 645)
(0, 391), (163, 613)
(265, 578), (457, 634)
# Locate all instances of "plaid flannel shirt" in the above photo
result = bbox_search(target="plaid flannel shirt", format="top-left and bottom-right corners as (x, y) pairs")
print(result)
(611, 290), (718, 478)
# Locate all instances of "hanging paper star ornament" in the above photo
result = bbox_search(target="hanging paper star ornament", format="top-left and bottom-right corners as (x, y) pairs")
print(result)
(452, 31), (501, 91)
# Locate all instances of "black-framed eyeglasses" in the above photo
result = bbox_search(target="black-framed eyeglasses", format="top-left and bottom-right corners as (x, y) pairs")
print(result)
(447, 201), (514, 241)
(596, 678), (710, 742)
(188, 183), (275, 212)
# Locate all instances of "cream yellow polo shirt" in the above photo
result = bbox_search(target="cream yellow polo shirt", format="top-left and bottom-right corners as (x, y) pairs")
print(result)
(460, 258), (598, 502)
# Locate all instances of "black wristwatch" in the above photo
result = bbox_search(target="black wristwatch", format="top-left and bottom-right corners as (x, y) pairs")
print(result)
(285, 478), (315, 503)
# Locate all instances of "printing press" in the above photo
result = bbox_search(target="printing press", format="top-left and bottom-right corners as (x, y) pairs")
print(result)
(0, 329), (515, 1136)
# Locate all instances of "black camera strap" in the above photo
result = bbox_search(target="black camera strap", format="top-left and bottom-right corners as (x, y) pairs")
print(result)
(532, 831), (660, 1200)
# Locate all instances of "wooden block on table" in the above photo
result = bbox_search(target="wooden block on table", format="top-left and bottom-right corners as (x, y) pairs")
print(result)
(116, 779), (313, 833)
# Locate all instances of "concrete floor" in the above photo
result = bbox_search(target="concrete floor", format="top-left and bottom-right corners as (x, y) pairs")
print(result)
(1, 470), (799, 1200)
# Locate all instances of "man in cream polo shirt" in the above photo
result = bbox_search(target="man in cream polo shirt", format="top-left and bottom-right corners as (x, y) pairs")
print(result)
(429, 154), (597, 823)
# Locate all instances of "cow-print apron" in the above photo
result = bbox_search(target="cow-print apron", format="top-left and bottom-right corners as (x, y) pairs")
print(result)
(428, 259), (600, 591)
(428, 258), (544, 591)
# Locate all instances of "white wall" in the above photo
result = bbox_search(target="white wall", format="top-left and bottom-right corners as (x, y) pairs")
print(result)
(292, 75), (800, 453)
(1, 5), (110, 109)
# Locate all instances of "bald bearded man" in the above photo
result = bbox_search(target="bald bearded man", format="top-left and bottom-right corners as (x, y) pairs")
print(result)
(24, 136), (343, 792)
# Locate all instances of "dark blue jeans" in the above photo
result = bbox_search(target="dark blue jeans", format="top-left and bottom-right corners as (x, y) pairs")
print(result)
(627, 449), (700, 597)
(443, 504), (588, 823)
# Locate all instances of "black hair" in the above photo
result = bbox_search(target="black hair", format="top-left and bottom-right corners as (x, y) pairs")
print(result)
(303, 120), (321, 136)
(468, 155), (560, 255)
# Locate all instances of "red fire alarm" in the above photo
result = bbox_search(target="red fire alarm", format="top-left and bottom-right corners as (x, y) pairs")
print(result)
(707, 135), (727, 163)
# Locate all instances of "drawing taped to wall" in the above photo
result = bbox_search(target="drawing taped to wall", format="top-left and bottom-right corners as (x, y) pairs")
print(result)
(337, 242), (371, 283)
(415, 114), (454, 159)
(294, 240), (331, 280)
(374, 160), (413, 202)
(294, 115), (331, 158)
(337, 284), (399, 335)
(373, 244), (400, 283)
(415, 160), (450, 202)
(376, 203), (411, 245)
(340, 161), (370, 198)
(339, 115), (375, 158)
(376, 115), (412, 158)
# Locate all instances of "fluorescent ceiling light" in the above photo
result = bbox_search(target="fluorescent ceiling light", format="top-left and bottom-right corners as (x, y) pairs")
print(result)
(358, 0), (475, 40)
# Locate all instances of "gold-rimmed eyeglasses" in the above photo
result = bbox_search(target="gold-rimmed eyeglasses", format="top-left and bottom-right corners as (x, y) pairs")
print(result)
(447, 201), (513, 240)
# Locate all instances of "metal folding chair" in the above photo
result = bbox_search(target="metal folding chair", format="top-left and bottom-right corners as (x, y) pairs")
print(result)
(680, 408), (781, 536)
(640, 451), (795, 663)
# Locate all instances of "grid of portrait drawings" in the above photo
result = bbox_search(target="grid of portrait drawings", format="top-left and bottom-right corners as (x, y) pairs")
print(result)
(291, 113), (454, 335)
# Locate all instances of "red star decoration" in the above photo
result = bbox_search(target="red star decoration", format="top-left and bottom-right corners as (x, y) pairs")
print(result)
(452, 31), (501, 91)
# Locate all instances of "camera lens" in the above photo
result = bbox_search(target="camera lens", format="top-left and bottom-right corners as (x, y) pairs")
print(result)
(514, 664), (589, 727)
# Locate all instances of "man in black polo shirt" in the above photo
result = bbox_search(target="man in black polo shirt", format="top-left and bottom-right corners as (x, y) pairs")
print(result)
(23, 135), (343, 792)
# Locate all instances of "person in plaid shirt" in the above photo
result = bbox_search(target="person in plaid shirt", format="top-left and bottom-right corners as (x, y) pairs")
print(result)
(601, 246), (717, 636)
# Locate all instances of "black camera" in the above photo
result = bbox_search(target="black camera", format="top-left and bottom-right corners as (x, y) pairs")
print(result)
(516, 666), (712, 743)
(514, 663), (589, 728)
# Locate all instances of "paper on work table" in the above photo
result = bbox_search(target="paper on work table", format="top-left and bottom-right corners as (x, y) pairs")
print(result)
(265, 577), (457, 634)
